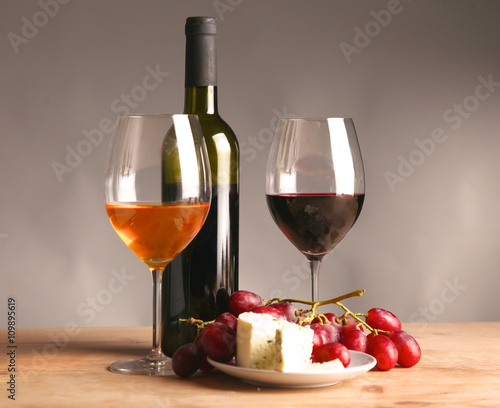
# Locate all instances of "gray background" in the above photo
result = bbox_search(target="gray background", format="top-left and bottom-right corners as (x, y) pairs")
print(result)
(1, 0), (499, 329)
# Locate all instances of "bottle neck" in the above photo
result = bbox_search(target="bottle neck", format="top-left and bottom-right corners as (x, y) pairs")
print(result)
(184, 25), (217, 87)
(184, 17), (217, 115)
(183, 86), (218, 115)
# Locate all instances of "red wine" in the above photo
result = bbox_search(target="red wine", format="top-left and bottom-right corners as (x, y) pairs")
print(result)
(266, 193), (364, 257)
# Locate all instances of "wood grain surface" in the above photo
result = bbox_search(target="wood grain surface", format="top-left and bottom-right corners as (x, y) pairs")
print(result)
(1, 322), (499, 407)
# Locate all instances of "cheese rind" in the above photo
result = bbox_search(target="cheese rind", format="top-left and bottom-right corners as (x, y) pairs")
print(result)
(236, 312), (314, 372)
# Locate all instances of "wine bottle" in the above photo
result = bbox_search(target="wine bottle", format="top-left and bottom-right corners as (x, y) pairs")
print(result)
(161, 16), (239, 357)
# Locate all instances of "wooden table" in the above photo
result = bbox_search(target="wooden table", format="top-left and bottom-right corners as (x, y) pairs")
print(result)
(1, 322), (499, 407)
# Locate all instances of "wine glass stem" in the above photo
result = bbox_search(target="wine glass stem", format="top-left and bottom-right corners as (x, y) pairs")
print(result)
(147, 268), (166, 361)
(309, 257), (322, 302)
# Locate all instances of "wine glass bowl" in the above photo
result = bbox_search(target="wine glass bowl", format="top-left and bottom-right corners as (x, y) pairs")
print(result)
(104, 114), (211, 375)
(266, 118), (365, 301)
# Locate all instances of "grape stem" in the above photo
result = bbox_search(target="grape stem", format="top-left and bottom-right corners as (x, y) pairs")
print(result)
(179, 289), (389, 336)
(335, 302), (390, 336)
(266, 289), (365, 309)
(266, 289), (366, 324)
(179, 317), (214, 338)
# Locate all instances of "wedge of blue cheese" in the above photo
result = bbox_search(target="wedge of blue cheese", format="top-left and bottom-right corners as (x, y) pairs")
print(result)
(274, 319), (315, 372)
(236, 312), (314, 372)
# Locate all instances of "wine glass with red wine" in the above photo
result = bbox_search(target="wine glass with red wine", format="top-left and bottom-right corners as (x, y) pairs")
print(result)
(266, 118), (365, 301)
(104, 114), (211, 375)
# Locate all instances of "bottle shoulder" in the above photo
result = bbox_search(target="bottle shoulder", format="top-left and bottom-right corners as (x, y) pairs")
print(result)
(197, 114), (239, 148)
(195, 114), (239, 184)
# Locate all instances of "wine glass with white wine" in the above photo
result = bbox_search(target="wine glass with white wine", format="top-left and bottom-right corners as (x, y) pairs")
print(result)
(104, 114), (211, 375)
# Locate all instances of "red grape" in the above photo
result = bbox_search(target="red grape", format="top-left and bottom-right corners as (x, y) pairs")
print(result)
(199, 354), (215, 373)
(367, 334), (398, 371)
(228, 290), (264, 316)
(172, 343), (203, 377)
(312, 342), (351, 368)
(323, 323), (340, 343)
(312, 312), (333, 323)
(340, 315), (361, 335)
(215, 312), (238, 333)
(198, 322), (236, 363)
(340, 329), (368, 353)
(322, 313), (343, 331)
(248, 305), (285, 320)
(310, 323), (340, 347)
(389, 330), (421, 368)
(366, 308), (401, 332)
(269, 302), (297, 323)
(310, 323), (328, 348)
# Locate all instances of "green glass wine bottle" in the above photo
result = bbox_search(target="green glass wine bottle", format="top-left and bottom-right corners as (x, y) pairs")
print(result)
(161, 16), (239, 357)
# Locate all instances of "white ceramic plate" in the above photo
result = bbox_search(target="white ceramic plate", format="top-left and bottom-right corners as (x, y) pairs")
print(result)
(207, 351), (376, 388)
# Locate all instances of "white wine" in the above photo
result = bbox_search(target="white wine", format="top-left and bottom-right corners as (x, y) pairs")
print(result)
(162, 17), (239, 357)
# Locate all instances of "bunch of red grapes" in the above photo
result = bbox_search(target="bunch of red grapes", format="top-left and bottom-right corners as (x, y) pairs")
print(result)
(172, 289), (421, 377)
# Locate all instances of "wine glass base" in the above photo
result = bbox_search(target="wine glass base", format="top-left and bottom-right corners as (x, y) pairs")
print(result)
(109, 356), (173, 376)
